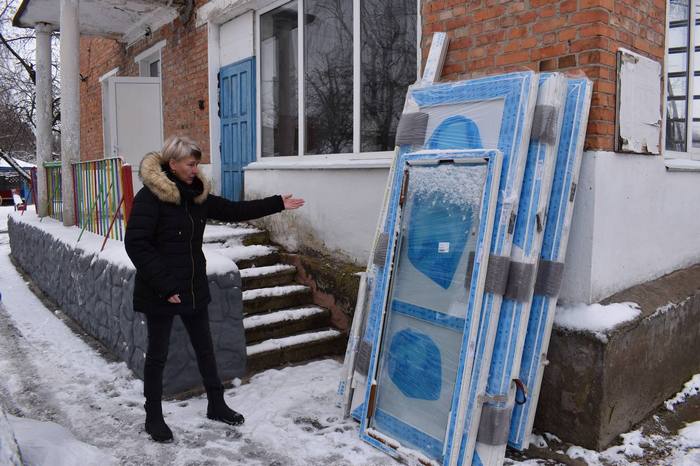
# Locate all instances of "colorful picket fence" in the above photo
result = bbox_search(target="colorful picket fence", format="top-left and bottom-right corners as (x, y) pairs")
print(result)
(73, 157), (131, 241)
(45, 161), (63, 221)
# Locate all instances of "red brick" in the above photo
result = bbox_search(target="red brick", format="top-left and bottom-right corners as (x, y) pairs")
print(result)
(495, 50), (530, 66)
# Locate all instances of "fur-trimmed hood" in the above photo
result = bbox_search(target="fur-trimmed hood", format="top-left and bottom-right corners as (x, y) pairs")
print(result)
(138, 152), (210, 205)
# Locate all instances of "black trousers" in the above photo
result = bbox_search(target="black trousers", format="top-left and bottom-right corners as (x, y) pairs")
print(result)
(143, 307), (222, 401)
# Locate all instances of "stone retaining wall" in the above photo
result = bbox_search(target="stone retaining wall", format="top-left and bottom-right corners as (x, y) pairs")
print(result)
(7, 216), (246, 396)
(537, 264), (700, 449)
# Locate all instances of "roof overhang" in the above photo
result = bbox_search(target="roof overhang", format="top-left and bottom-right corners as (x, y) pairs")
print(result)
(13, 0), (192, 44)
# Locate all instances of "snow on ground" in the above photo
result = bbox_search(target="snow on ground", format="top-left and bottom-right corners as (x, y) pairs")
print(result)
(0, 233), (391, 465)
(0, 408), (22, 466)
(9, 415), (117, 466)
(554, 302), (641, 342)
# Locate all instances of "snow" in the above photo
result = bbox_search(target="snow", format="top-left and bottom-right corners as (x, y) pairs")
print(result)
(247, 330), (341, 356)
(8, 210), (238, 276)
(242, 285), (309, 301)
(666, 374), (700, 411)
(207, 243), (277, 262)
(203, 224), (262, 243)
(239, 264), (296, 278)
(411, 163), (488, 209)
(0, 157), (35, 168)
(0, 231), (392, 465)
(0, 409), (22, 466)
(554, 302), (641, 342)
(243, 307), (326, 330)
(8, 415), (118, 466)
(679, 421), (700, 446)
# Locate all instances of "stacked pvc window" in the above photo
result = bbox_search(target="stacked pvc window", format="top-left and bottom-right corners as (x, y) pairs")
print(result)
(342, 71), (541, 465)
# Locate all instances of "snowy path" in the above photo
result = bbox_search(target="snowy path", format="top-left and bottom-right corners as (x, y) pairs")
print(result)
(0, 223), (392, 465)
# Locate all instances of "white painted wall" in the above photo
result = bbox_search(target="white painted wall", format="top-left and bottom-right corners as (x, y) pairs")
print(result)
(245, 151), (700, 304)
(245, 163), (390, 264)
(220, 11), (254, 67)
(560, 151), (700, 304)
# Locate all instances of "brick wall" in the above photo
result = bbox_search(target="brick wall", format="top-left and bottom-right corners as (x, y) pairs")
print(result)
(79, 1), (210, 163)
(421, 0), (666, 151)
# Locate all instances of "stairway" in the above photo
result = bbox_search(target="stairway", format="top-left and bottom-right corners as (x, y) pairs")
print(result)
(203, 224), (346, 374)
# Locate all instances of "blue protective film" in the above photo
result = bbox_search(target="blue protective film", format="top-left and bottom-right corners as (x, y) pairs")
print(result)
(508, 77), (593, 451)
(359, 149), (501, 465)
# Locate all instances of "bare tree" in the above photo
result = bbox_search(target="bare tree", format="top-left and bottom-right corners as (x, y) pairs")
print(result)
(0, 0), (61, 170)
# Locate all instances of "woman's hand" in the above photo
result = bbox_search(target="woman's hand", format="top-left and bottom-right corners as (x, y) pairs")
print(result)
(282, 194), (305, 210)
(167, 294), (181, 304)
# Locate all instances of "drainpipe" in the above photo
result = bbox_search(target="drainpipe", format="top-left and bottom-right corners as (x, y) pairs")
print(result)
(60, 0), (79, 226)
(35, 22), (53, 217)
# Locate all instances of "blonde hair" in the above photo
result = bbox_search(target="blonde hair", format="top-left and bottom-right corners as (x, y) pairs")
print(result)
(161, 135), (202, 163)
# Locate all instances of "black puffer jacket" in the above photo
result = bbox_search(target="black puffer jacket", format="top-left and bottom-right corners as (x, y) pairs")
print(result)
(124, 152), (285, 316)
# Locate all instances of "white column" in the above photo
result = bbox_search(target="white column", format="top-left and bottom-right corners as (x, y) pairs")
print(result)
(35, 23), (52, 217)
(60, 0), (80, 226)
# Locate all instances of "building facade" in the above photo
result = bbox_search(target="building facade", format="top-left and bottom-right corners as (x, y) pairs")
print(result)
(62, 0), (700, 305)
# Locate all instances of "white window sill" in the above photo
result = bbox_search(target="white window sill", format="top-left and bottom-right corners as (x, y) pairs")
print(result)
(245, 153), (394, 170)
(665, 159), (700, 172)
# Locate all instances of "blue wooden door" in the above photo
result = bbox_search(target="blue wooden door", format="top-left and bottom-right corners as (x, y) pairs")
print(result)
(220, 58), (255, 201)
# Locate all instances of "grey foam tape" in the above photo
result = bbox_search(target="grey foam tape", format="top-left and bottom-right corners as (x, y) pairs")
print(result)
(504, 261), (536, 302)
(534, 260), (565, 297)
(476, 404), (513, 446)
(395, 112), (429, 146)
(484, 255), (511, 295)
(356, 340), (372, 376)
(372, 233), (390, 267)
(531, 105), (558, 145)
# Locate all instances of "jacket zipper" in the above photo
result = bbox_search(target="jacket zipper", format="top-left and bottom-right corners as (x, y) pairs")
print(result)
(185, 201), (196, 310)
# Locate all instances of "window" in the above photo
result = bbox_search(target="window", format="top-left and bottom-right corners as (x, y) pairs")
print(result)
(666, 0), (700, 155)
(134, 40), (166, 78)
(259, 0), (417, 158)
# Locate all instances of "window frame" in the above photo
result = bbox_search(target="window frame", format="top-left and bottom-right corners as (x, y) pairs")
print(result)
(99, 67), (120, 157)
(665, 0), (700, 160)
(255, 0), (421, 162)
(134, 39), (166, 78)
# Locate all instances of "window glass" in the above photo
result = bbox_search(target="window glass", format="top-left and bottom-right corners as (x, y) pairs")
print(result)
(304, 0), (354, 154)
(261, 2), (299, 157)
(670, 0), (689, 21)
(360, 0), (417, 152)
(149, 59), (160, 78)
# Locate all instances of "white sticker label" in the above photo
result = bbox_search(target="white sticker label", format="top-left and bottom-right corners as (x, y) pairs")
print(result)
(438, 242), (450, 253)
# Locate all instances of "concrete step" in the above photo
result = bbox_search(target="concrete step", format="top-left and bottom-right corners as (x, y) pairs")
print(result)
(246, 328), (346, 374)
(203, 224), (269, 246)
(244, 306), (331, 344)
(242, 285), (313, 316)
(205, 243), (281, 269)
(240, 264), (297, 290)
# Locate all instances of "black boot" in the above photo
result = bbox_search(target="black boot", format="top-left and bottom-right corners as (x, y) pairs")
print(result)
(206, 387), (245, 426)
(144, 400), (173, 442)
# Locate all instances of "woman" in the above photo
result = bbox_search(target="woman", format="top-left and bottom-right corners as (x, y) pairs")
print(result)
(125, 136), (303, 443)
